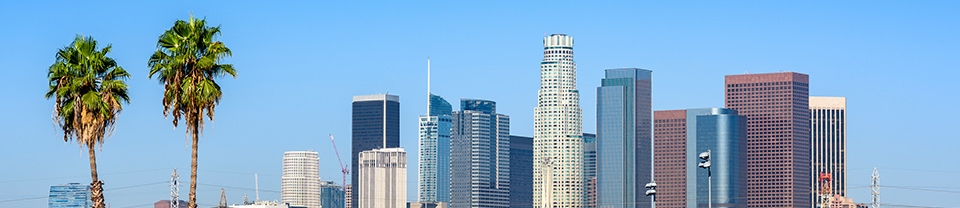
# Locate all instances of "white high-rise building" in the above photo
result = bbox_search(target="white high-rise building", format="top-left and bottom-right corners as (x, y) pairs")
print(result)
(534, 34), (583, 208)
(359, 147), (407, 208)
(281, 151), (321, 208)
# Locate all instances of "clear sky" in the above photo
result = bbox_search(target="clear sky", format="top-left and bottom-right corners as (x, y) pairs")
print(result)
(1, 1), (958, 207)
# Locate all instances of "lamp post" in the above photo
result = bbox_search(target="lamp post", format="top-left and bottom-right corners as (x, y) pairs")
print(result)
(699, 150), (712, 208)
(645, 181), (657, 208)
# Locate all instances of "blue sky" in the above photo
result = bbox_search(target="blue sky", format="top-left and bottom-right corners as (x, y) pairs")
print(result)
(1, 1), (958, 207)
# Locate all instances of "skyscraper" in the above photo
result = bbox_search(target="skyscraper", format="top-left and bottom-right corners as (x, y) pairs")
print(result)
(321, 181), (345, 208)
(534, 33), (583, 208)
(48, 183), (91, 208)
(725, 72), (811, 208)
(810, 97), (847, 207)
(510, 135), (534, 208)
(345, 185), (353, 208)
(419, 94), (453, 203)
(597, 68), (652, 208)
(352, 94), (401, 206)
(281, 151), (321, 208)
(358, 147), (407, 208)
(450, 99), (510, 208)
(653, 109), (749, 208)
(582, 133), (598, 208)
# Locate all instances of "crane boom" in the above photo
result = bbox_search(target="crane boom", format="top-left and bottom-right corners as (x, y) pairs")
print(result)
(329, 134), (349, 192)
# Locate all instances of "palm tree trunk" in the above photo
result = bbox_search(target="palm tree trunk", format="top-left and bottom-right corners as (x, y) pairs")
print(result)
(189, 121), (199, 208)
(88, 145), (105, 208)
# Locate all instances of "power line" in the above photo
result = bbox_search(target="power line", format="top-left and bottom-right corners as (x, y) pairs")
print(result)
(197, 183), (280, 193)
(882, 186), (960, 194)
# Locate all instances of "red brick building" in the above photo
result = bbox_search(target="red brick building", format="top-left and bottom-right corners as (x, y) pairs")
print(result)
(725, 72), (811, 208)
(653, 110), (687, 208)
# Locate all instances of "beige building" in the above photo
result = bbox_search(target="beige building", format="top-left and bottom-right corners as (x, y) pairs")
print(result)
(358, 147), (407, 208)
(811, 97), (847, 207)
(281, 151), (321, 208)
(533, 34), (583, 208)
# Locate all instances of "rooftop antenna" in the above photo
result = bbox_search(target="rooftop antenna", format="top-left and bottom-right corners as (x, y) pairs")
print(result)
(427, 57), (431, 114)
(255, 173), (260, 202)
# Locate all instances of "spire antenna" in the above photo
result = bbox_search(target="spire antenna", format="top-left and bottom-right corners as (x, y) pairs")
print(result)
(427, 57), (431, 114)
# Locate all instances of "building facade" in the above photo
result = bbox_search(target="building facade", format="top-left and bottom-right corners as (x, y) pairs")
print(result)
(321, 181), (345, 208)
(510, 135), (534, 208)
(345, 185), (353, 208)
(725, 72), (811, 208)
(352, 94), (401, 206)
(281, 151), (321, 208)
(810, 97), (847, 207)
(49, 183), (91, 208)
(653, 110), (688, 208)
(534, 33), (584, 208)
(419, 94), (453, 203)
(597, 68), (652, 208)
(582, 133), (597, 208)
(450, 99), (510, 208)
(358, 147), (407, 208)
(154, 200), (189, 208)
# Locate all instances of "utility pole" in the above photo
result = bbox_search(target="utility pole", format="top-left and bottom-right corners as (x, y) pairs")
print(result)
(871, 168), (880, 208)
(171, 169), (180, 208)
(699, 150), (712, 208)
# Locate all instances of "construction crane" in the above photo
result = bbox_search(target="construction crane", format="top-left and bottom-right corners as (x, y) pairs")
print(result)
(329, 134), (350, 192)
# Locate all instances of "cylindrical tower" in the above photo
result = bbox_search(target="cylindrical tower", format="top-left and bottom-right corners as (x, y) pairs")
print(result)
(534, 34), (583, 208)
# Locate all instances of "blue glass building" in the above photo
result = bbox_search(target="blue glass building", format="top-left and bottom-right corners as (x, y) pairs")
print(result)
(686, 108), (747, 208)
(48, 183), (91, 208)
(418, 94), (452, 203)
(509, 135), (533, 208)
(597, 68), (652, 208)
(321, 181), (345, 208)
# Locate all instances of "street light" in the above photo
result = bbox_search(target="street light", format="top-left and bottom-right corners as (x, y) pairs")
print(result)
(699, 150), (712, 208)
(645, 181), (657, 207)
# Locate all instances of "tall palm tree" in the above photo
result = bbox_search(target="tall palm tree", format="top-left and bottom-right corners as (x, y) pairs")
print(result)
(148, 16), (236, 208)
(46, 35), (130, 208)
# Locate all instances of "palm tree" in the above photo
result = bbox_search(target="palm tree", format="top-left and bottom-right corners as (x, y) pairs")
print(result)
(46, 35), (130, 208)
(148, 16), (236, 208)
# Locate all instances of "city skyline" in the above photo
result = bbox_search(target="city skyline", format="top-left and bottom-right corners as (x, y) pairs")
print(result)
(1, 1), (958, 208)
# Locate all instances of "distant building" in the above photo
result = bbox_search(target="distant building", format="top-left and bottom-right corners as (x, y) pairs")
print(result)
(352, 94), (401, 207)
(406, 202), (447, 208)
(653, 108), (748, 208)
(345, 185), (352, 208)
(229, 200), (291, 208)
(811, 97), (847, 207)
(827, 195), (867, 208)
(321, 181), (345, 208)
(725, 72), (811, 207)
(582, 133), (597, 208)
(509, 135), (533, 208)
(597, 68), (653, 208)
(450, 99), (510, 208)
(154, 200), (188, 208)
(48, 183), (91, 208)
(418, 94), (452, 203)
(281, 151), (321, 208)
(358, 147), (406, 208)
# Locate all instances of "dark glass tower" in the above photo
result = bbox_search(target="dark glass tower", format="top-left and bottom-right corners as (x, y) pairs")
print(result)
(597, 68), (652, 208)
(510, 135), (534, 208)
(351, 94), (400, 206)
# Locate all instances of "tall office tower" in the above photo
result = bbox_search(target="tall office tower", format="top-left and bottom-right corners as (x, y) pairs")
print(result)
(282, 151), (322, 208)
(534, 33), (583, 208)
(509, 135), (534, 208)
(654, 109), (749, 208)
(419, 94), (453, 203)
(582, 133), (598, 208)
(358, 147), (407, 208)
(450, 99), (510, 208)
(352, 94), (401, 206)
(345, 185), (353, 208)
(725, 72), (811, 208)
(810, 97), (846, 207)
(653, 110), (687, 208)
(597, 68), (652, 208)
(49, 183), (91, 208)
(321, 181), (346, 208)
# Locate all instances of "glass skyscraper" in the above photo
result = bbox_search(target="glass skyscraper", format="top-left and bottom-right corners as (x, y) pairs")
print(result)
(321, 181), (345, 208)
(418, 94), (452, 203)
(351, 94), (400, 206)
(48, 183), (91, 208)
(510, 135), (533, 208)
(450, 99), (510, 208)
(597, 68), (652, 208)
